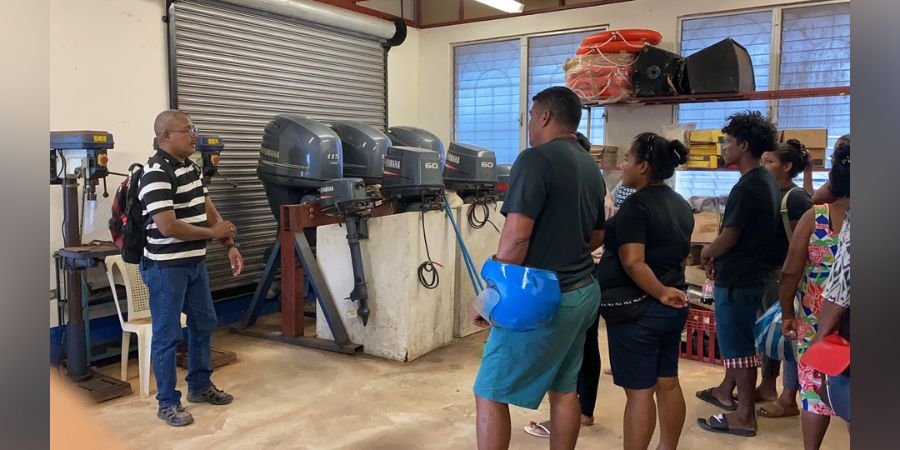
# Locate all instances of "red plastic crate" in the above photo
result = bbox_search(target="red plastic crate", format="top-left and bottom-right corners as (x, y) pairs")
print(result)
(680, 306), (722, 365)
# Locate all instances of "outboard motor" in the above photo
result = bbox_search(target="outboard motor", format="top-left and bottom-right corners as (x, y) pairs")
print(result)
(331, 121), (391, 186)
(386, 126), (446, 164)
(257, 114), (343, 221)
(319, 177), (379, 325)
(496, 164), (512, 201)
(443, 142), (498, 202)
(380, 146), (445, 212)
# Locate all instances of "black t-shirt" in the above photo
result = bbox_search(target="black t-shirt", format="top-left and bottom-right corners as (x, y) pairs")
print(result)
(500, 138), (606, 290)
(769, 183), (813, 267)
(596, 185), (694, 298)
(714, 167), (780, 288)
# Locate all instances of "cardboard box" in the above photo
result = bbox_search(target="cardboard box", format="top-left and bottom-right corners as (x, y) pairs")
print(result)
(691, 212), (721, 244)
(689, 129), (725, 145)
(780, 129), (828, 149)
(809, 148), (826, 168)
(689, 144), (720, 156)
(685, 265), (708, 287)
(685, 154), (719, 169)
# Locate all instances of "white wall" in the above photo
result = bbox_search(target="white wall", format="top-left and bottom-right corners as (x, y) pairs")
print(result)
(388, 27), (421, 127)
(49, 0), (170, 325)
(412, 0), (792, 149)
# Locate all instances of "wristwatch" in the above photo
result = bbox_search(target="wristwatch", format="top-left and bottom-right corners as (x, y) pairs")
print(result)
(225, 242), (239, 250)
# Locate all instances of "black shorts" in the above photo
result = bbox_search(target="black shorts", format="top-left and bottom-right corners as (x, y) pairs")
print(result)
(607, 299), (689, 390)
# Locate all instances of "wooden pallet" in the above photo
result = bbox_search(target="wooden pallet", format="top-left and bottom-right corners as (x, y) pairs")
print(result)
(176, 347), (237, 370)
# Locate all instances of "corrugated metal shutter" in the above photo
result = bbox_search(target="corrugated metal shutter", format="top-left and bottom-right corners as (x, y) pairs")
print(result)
(171, 0), (387, 293)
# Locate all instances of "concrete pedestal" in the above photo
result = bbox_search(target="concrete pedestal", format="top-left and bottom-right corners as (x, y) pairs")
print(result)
(316, 210), (456, 361)
(452, 201), (505, 338)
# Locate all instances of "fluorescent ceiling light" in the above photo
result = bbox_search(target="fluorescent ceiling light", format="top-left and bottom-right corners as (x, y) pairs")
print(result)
(474, 0), (525, 14)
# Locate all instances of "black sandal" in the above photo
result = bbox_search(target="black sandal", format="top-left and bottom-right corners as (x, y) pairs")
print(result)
(696, 388), (738, 411)
(697, 414), (757, 437)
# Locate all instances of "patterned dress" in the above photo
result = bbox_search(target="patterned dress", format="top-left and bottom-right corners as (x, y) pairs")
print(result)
(797, 204), (842, 416)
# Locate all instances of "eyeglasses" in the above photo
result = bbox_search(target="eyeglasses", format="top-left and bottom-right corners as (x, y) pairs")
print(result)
(169, 126), (198, 136)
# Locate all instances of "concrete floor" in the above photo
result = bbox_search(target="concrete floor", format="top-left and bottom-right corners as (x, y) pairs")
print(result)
(90, 324), (849, 449)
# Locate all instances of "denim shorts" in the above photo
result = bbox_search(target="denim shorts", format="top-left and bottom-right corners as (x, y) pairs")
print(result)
(607, 299), (689, 390)
(473, 281), (600, 410)
(714, 286), (765, 362)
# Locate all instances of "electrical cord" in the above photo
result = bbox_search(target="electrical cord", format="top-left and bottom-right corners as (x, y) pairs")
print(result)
(417, 210), (440, 289)
(467, 199), (500, 233)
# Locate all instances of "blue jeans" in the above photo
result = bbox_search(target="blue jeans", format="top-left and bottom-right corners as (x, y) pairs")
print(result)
(140, 261), (218, 408)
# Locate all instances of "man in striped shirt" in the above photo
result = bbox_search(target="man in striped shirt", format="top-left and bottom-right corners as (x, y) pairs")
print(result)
(139, 110), (244, 427)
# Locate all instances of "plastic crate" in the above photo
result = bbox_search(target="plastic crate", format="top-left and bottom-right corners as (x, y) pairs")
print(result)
(680, 306), (722, 365)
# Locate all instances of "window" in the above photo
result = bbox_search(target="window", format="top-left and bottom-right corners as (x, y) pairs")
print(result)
(454, 28), (606, 165)
(675, 3), (850, 199)
(454, 39), (521, 165)
(777, 2), (850, 160)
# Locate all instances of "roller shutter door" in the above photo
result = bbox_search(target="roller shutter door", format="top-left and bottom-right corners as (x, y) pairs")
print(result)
(170, 0), (387, 293)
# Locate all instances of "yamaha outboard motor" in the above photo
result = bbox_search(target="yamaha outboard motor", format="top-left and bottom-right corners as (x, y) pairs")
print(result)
(257, 114), (343, 221)
(443, 142), (498, 202)
(386, 126), (446, 164)
(319, 177), (378, 325)
(330, 121), (391, 186)
(381, 146), (445, 212)
(496, 164), (512, 201)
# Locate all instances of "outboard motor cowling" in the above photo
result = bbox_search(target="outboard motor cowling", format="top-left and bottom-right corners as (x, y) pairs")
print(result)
(443, 142), (498, 201)
(386, 126), (446, 164)
(331, 121), (391, 185)
(495, 164), (512, 201)
(257, 114), (343, 221)
(381, 146), (444, 212)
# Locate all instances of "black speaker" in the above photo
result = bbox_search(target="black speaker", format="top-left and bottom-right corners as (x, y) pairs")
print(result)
(684, 38), (756, 94)
(632, 45), (686, 97)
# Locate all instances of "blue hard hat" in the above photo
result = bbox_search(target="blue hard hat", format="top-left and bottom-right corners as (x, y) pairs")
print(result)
(475, 258), (562, 331)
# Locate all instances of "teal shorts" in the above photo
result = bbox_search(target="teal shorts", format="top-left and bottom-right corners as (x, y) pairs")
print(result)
(473, 280), (600, 410)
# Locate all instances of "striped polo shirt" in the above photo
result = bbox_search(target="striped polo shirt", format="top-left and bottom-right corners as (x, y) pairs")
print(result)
(138, 150), (209, 266)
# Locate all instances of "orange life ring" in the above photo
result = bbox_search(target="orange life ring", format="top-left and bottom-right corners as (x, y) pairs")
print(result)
(580, 29), (662, 47)
(576, 42), (649, 55)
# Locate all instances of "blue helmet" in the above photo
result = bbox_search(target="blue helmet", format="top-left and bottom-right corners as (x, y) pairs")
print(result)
(475, 258), (562, 331)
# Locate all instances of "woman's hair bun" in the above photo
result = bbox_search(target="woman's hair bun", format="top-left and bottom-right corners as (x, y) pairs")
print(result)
(667, 139), (689, 165)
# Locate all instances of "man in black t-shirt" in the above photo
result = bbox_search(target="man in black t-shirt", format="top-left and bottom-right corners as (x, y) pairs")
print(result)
(697, 111), (779, 437)
(472, 87), (605, 450)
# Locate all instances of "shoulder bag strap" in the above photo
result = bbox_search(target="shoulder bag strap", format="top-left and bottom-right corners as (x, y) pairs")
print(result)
(781, 187), (802, 243)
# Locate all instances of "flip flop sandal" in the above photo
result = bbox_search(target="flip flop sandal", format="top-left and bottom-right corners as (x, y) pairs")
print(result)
(757, 402), (800, 418)
(697, 414), (757, 437)
(731, 392), (776, 404)
(524, 421), (551, 438)
(696, 388), (738, 412)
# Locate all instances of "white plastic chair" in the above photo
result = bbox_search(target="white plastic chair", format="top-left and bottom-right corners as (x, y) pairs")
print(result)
(105, 255), (186, 397)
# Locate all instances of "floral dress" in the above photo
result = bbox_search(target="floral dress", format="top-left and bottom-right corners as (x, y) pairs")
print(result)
(796, 204), (842, 416)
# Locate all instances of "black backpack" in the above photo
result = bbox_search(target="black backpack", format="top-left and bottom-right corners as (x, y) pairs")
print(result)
(109, 163), (146, 264)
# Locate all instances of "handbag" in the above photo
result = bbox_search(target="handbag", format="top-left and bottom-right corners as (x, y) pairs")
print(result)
(801, 334), (851, 376)
(754, 298), (803, 361)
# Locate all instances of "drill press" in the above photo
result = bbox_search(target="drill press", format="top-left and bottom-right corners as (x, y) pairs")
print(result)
(51, 130), (132, 401)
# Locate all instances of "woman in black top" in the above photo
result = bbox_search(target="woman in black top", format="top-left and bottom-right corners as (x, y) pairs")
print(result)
(595, 132), (693, 450)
